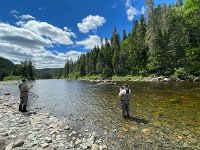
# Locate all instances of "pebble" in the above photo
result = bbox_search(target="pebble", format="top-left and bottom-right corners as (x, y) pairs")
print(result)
(142, 128), (151, 135)
(75, 139), (82, 145)
(91, 144), (99, 150)
(12, 139), (24, 148)
(64, 125), (70, 130)
(81, 143), (88, 149)
(39, 142), (49, 148)
(44, 137), (52, 143)
(183, 142), (190, 148)
(87, 135), (95, 144)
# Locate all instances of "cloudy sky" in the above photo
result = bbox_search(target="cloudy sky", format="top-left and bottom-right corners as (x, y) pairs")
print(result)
(0, 0), (176, 69)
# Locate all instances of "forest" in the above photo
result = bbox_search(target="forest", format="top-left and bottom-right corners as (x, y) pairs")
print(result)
(0, 57), (34, 81)
(63, 0), (200, 79)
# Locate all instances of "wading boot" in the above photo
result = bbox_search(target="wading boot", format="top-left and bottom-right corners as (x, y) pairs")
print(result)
(19, 105), (22, 112)
(22, 105), (28, 112)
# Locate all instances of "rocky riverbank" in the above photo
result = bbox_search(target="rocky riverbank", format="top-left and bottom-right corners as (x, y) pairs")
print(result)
(79, 75), (200, 83)
(0, 96), (108, 150)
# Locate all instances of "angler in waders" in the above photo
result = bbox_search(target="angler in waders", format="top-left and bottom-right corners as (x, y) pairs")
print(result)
(18, 78), (33, 112)
(119, 84), (131, 118)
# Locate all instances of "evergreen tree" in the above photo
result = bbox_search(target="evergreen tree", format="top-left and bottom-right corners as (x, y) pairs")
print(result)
(96, 50), (105, 74)
(111, 27), (123, 75)
(63, 59), (70, 78)
(122, 29), (127, 41)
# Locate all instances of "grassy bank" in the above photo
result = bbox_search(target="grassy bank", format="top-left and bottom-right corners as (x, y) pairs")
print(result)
(3, 76), (21, 81)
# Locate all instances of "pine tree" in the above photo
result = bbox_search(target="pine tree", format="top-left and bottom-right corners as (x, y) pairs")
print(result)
(122, 29), (127, 41)
(64, 59), (70, 78)
(96, 50), (105, 74)
(111, 27), (123, 75)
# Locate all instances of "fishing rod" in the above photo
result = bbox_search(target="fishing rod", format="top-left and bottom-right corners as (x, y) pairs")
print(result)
(28, 91), (39, 98)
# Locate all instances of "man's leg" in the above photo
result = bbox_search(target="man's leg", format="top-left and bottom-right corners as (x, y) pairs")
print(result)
(121, 101), (127, 118)
(126, 103), (130, 118)
(19, 95), (24, 112)
(22, 93), (28, 112)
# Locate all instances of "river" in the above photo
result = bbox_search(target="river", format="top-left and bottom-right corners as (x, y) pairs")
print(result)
(0, 79), (200, 149)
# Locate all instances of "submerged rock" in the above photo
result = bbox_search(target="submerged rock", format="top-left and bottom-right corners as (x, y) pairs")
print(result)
(4, 92), (10, 95)
(169, 99), (182, 104)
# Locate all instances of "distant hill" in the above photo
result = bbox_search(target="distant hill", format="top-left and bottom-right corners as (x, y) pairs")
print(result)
(0, 56), (14, 70)
(0, 56), (14, 80)
(35, 68), (63, 79)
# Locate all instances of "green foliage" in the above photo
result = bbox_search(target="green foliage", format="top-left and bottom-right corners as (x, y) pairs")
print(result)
(3, 76), (21, 81)
(0, 56), (14, 81)
(174, 68), (186, 75)
(185, 62), (200, 76)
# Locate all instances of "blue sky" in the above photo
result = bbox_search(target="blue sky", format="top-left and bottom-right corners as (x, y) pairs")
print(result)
(0, 0), (177, 68)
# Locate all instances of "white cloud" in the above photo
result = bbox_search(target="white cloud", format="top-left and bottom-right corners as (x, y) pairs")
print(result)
(76, 35), (101, 49)
(125, 0), (140, 21)
(19, 14), (36, 20)
(141, 6), (146, 15)
(38, 7), (47, 10)
(10, 10), (19, 14)
(17, 20), (76, 45)
(66, 51), (82, 61)
(125, 0), (131, 8)
(0, 23), (52, 49)
(0, 22), (81, 68)
(77, 15), (106, 33)
(127, 6), (139, 21)
(10, 10), (19, 19)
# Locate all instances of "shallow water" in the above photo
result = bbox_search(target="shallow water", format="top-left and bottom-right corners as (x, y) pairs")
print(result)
(0, 79), (200, 149)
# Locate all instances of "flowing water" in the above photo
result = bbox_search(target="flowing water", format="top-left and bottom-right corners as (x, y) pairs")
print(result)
(0, 79), (200, 149)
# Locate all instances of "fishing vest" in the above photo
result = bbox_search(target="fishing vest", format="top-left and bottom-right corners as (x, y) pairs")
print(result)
(18, 83), (29, 92)
(120, 89), (131, 101)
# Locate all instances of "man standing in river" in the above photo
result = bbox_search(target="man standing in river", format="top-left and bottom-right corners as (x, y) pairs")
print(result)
(18, 78), (33, 112)
(119, 84), (131, 118)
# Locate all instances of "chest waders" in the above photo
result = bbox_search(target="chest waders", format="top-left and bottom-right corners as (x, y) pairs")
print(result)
(120, 89), (130, 118)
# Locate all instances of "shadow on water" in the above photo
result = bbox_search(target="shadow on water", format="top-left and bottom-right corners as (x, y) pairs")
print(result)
(128, 115), (149, 124)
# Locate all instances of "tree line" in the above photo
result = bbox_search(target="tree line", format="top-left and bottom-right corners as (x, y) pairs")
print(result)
(0, 57), (35, 81)
(63, 0), (200, 79)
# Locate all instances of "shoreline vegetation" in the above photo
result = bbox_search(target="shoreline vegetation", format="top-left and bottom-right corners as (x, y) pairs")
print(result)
(77, 75), (200, 83)
(1, 74), (200, 83)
